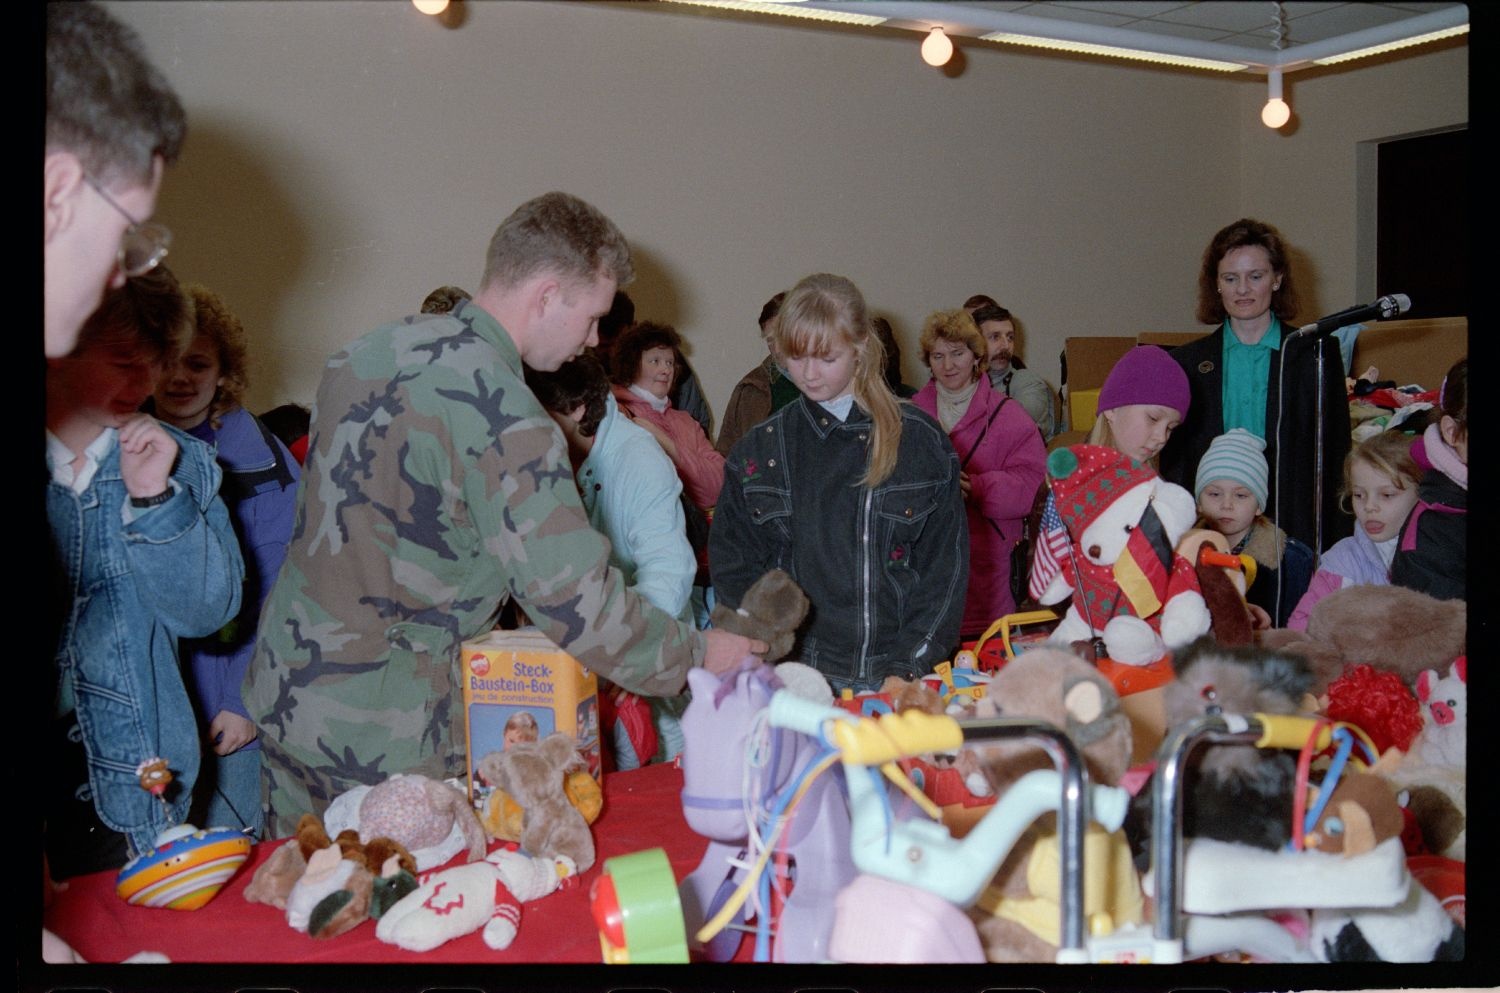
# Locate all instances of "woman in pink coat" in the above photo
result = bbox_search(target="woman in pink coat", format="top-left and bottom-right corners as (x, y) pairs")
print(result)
(913, 310), (1047, 636)
(610, 321), (725, 512)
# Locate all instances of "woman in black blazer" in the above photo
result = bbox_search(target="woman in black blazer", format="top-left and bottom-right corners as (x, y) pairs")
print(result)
(1160, 218), (1351, 554)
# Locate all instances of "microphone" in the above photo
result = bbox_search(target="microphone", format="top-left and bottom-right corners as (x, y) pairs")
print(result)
(1291, 293), (1410, 338)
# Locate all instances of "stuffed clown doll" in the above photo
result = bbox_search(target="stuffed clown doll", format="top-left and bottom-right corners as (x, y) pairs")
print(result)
(1039, 446), (1210, 665)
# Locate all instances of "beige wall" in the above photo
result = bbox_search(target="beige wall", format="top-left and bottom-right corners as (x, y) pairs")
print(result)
(104, 1), (1466, 424)
(1236, 45), (1468, 322)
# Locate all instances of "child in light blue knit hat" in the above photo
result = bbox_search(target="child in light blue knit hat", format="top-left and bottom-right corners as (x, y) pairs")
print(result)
(1194, 428), (1313, 627)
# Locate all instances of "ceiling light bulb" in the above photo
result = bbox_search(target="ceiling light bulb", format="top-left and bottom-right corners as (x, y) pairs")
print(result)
(921, 26), (953, 67)
(413, 0), (449, 14)
(1261, 68), (1290, 129)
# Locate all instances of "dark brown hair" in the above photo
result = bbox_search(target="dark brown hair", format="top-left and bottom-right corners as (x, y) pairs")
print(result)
(77, 264), (190, 362)
(420, 285), (471, 315)
(609, 320), (682, 388)
(759, 292), (786, 333)
(1439, 357), (1467, 440)
(1196, 218), (1299, 326)
(525, 353), (610, 439)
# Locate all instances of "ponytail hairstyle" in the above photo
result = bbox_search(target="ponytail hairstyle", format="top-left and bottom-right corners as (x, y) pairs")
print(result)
(772, 273), (903, 487)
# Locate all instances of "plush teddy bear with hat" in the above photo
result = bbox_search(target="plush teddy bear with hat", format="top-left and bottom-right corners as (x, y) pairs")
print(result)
(1040, 445), (1210, 665)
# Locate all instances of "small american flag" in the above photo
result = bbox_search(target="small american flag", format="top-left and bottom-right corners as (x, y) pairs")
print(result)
(1027, 490), (1073, 601)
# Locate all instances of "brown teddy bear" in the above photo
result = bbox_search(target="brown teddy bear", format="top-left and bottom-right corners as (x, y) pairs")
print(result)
(476, 758), (603, 845)
(707, 568), (809, 663)
(965, 648), (1140, 962)
(477, 732), (596, 873)
(1260, 584), (1466, 697)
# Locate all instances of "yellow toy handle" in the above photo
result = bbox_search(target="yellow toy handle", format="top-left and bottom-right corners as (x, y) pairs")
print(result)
(996, 612), (1056, 666)
(826, 708), (964, 764)
(1254, 713), (1323, 750)
(1253, 713), (1378, 766)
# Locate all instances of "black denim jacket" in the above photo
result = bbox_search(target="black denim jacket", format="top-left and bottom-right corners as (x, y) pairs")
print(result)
(710, 396), (968, 692)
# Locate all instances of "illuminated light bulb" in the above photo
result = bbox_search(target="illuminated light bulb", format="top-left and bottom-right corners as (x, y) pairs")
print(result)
(413, 0), (449, 14)
(1261, 68), (1290, 129)
(921, 26), (954, 67)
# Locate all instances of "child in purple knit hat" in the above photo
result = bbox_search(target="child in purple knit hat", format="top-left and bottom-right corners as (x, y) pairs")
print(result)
(1029, 346), (1191, 604)
(1085, 345), (1191, 467)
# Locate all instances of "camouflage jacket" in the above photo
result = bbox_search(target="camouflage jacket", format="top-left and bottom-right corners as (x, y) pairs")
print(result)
(243, 301), (705, 809)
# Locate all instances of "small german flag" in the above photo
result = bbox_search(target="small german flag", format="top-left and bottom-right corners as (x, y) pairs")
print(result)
(1112, 503), (1173, 617)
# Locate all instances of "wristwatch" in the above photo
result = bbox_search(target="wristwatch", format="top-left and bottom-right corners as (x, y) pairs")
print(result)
(129, 487), (174, 509)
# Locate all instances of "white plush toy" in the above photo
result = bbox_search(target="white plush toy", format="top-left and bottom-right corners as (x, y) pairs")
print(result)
(1039, 445), (1210, 665)
(1386, 655), (1467, 860)
(1408, 656), (1466, 768)
(375, 848), (576, 952)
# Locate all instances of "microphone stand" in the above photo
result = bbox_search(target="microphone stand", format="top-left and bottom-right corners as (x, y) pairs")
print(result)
(1275, 325), (1328, 603)
(1312, 334), (1326, 565)
(1293, 295), (1406, 567)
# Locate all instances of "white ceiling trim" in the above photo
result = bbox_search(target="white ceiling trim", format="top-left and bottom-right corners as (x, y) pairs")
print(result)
(656, 1), (1469, 76)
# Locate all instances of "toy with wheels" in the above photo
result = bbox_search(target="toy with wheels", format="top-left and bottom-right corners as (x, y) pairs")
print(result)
(1147, 712), (1464, 963)
(591, 848), (689, 964)
(955, 609), (1059, 674)
(677, 661), (856, 963)
(767, 691), (1131, 963)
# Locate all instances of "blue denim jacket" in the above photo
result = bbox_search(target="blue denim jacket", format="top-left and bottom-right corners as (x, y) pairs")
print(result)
(47, 425), (244, 856)
(711, 397), (968, 692)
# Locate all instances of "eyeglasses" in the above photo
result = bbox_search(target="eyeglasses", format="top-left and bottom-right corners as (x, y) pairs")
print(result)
(82, 175), (172, 278)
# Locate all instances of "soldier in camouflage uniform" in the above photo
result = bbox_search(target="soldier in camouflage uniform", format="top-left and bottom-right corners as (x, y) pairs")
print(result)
(243, 192), (763, 836)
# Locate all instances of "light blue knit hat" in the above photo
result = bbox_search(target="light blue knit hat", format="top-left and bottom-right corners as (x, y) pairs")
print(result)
(1195, 428), (1268, 508)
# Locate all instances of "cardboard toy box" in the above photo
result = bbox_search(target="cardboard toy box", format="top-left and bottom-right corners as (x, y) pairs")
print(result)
(1061, 336), (1135, 438)
(460, 627), (601, 814)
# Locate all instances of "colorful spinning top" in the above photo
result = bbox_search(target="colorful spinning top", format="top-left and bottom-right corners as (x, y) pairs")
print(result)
(114, 756), (251, 909)
(115, 825), (252, 910)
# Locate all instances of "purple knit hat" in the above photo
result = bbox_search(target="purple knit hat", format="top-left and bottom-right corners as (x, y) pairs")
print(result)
(1097, 345), (1190, 421)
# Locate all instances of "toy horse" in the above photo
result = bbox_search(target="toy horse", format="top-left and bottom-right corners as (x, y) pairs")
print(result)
(677, 661), (856, 962)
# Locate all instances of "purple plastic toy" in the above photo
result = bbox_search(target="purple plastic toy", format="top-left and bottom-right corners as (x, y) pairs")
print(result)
(677, 661), (856, 962)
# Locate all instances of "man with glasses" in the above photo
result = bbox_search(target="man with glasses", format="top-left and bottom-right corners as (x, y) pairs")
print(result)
(45, 1), (184, 358)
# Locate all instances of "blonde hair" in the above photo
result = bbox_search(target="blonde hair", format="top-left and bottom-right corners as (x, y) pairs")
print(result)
(1340, 430), (1421, 514)
(772, 273), (903, 487)
(1085, 413), (1115, 449)
(918, 309), (985, 375)
(1085, 410), (1163, 471)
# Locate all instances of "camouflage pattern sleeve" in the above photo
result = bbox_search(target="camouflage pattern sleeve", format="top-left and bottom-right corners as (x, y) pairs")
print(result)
(244, 305), (703, 830)
(460, 366), (706, 698)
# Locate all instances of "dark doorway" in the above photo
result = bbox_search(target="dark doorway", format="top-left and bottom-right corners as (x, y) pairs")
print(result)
(1376, 127), (1467, 320)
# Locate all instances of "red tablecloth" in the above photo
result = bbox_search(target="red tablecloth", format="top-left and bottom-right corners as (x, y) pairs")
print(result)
(43, 762), (710, 964)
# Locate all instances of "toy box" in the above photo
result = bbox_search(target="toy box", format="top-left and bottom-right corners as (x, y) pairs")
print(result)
(1061, 336), (1134, 438)
(460, 627), (601, 815)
